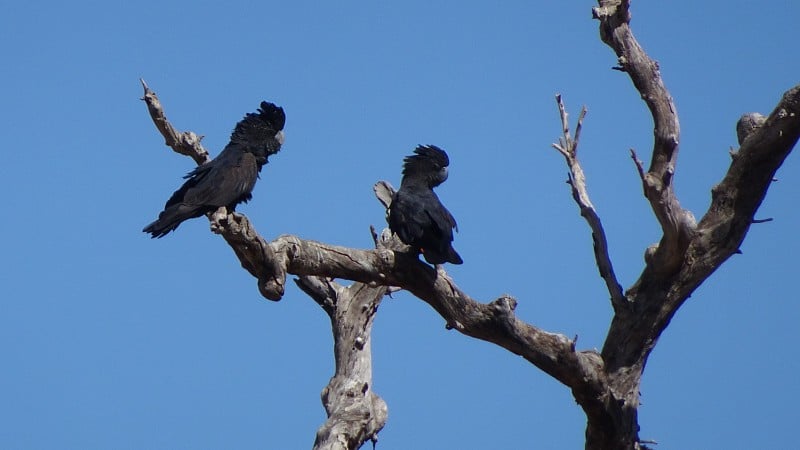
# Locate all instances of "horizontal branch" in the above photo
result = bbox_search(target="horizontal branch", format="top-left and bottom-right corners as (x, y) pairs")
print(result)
(139, 80), (613, 445)
(210, 211), (605, 395)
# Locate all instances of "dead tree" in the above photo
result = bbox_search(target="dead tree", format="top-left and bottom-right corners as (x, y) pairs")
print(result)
(140, 1), (800, 449)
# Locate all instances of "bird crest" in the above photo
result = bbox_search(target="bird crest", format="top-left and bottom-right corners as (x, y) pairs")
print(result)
(389, 144), (462, 264)
(401, 145), (450, 187)
(230, 101), (286, 154)
(144, 100), (285, 238)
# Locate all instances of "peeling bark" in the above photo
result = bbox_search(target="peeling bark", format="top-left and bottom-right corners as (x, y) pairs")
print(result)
(296, 276), (388, 450)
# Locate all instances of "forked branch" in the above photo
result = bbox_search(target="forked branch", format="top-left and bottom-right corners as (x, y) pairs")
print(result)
(140, 84), (611, 448)
(592, 0), (695, 276)
(296, 276), (389, 450)
(551, 95), (626, 311)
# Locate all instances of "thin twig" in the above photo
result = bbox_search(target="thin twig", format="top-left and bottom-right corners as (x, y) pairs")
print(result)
(573, 106), (587, 155)
(550, 95), (626, 310)
(629, 149), (646, 182)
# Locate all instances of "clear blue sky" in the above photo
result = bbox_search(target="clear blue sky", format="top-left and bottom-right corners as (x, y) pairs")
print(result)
(2, 1), (798, 449)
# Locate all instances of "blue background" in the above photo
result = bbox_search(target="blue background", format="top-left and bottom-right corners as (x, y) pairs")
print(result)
(1, 1), (798, 448)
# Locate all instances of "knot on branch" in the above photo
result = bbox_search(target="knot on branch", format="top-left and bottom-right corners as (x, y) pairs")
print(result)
(179, 131), (204, 155)
(209, 207), (232, 234)
(377, 248), (395, 267)
(592, 1), (631, 41)
(370, 393), (389, 425)
(643, 243), (658, 265)
(591, 4), (624, 21)
(488, 295), (519, 334)
(613, 56), (629, 72)
(354, 335), (365, 350)
(736, 112), (766, 145)
(642, 172), (663, 195)
(316, 376), (388, 448)
(490, 295), (518, 316)
(445, 320), (464, 331)
(213, 215), (288, 301)
(259, 278), (285, 302)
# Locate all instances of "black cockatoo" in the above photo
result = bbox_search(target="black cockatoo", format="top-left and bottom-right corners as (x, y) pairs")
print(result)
(143, 101), (285, 238)
(388, 145), (463, 265)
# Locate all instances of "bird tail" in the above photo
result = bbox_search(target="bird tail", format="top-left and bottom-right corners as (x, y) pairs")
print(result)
(422, 246), (463, 265)
(446, 247), (463, 265)
(142, 204), (204, 238)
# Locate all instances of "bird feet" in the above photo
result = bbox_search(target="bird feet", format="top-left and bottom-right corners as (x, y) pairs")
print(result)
(209, 207), (230, 234)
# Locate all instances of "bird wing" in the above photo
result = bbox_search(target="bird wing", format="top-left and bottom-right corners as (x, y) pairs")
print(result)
(424, 202), (456, 241)
(162, 162), (214, 209)
(388, 189), (428, 244)
(164, 150), (259, 209)
(423, 189), (457, 236)
(390, 188), (456, 242)
(441, 204), (458, 233)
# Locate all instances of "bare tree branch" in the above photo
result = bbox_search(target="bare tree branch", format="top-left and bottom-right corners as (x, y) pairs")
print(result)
(140, 79), (210, 165)
(551, 95), (626, 311)
(587, 1), (800, 448)
(629, 149), (646, 192)
(218, 217), (608, 392)
(372, 181), (394, 210)
(140, 1), (800, 441)
(142, 83), (390, 448)
(593, 84), (800, 450)
(210, 210), (287, 301)
(295, 275), (340, 315)
(296, 276), (389, 450)
(736, 113), (767, 146)
(140, 85), (608, 446)
(592, 1), (695, 277)
(690, 84), (800, 293)
(293, 246), (388, 450)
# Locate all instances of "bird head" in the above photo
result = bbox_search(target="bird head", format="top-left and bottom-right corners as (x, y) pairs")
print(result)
(231, 101), (286, 162)
(401, 145), (451, 187)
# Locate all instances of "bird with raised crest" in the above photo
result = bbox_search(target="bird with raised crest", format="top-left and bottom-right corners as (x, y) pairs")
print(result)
(143, 101), (285, 238)
(388, 145), (463, 265)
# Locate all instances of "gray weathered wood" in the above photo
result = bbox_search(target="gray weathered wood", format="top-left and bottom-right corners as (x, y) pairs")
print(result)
(296, 276), (388, 450)
(140, 4), (800, 444)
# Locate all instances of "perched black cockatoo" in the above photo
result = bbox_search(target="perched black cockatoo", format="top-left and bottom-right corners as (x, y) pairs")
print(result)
(143, 101), (285, 238)
(388, 145), (463, 265)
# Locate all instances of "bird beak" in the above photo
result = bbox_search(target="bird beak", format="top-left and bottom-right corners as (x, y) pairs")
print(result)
(276, 130), (285, 146)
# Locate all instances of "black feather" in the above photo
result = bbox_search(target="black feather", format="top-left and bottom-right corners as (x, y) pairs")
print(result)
(143, 101), (285, 238)
(388, 145), (462, 265)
